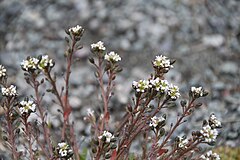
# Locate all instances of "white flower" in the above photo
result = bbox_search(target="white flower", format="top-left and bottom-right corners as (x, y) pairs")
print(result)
(104, 51), (121, 62)
(132, 80), (150, 93)
(1, 85), (17, 97)
(19, 100), (36, 115)
(200, 150), (220, 160)
(38, 55), (54, 70)
(149, 116), (165, 128)
(0, 65), (7, 78)
(68, 25), (83, 35)
(200, 125), (218, 143)
(153, 55), (173, 70)
(150, 78), (169, 92)
(91, 41), (106, 51)
(87, 108), (94, 117)
(98, 131), (114, 143)
(21, 57), (39, 71)
(167, 84), (180, 100)
(178, 136), (189, 149)
(57, 142), (73, 158)
(191, 86), (204, 98)
(209, 114), (221, 128)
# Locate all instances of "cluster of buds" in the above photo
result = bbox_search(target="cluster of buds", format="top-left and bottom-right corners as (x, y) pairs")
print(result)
(208, 114), (221, 128)
(91, 41), (106, 54)
(153, 55), (173, 70)
(21, 56), (39, 71)
(200, 125), (218, 143)
(67, 25), (84, 38)
(93, 130), (117, 159)
(56, 142), (73, 159)
(190, 86), (208, 99)
(200, 150), (220, 160)
(104, 51), (121, 63)
(98, 131), (115, 143)
(149, 115), (166, 129)
(149, 115), (166, 137)
(0, 64), (7, 79)
(132, 80), (150, 93)
(1, 85), (18, 97)
(167, 84), (181, 100)
(84, 108), (96, 124)
(150, 78), (169, 93)
(152, 55), (175, 76)
(199, 114), (221, 144)
(132, 78), (180, 100)
(19, 99), (36, 116)
(21, 55), (54, 73)
(176, 136), (189, 149)
(37, 55), (54, 71)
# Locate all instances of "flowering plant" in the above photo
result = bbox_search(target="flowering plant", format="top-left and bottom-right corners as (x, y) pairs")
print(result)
(0, 25), (222, 160)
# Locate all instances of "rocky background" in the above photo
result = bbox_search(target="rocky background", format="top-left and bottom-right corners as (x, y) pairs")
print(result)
(0, 0), (239, 158)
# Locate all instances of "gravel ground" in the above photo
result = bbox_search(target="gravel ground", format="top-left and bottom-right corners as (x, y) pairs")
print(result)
(0, 0), (240, 158)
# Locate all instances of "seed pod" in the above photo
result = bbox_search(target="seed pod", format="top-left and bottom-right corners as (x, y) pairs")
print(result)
(88, 57), (95, 64)
(110, 144), (117, 149)
(195, 103), (202, 108)
(105, 153), (111, 159)
(65, 37), (70, 43)
(92, 147), (97, 153)
(65, 28), (70, 35)
(2, 136), (8, 141)
(180, 100), (187, 107)
(159, 128), (165, 137)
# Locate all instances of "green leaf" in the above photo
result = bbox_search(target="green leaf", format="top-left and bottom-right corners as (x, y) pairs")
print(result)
(79, 148), (88, 160)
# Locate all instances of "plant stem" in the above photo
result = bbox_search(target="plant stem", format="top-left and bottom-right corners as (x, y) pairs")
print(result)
(5, 98), (18, 160)
(158, 99), (194, 152)
(97, 57), (109, 129)
(24, 117), (34, 160)
(32, 76), (52, 157)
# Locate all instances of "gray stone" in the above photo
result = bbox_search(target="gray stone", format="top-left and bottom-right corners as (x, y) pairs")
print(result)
(220, 62), (239, 75)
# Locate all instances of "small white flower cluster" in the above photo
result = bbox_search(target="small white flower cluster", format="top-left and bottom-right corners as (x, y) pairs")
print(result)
(98, 131), (114, 143)
(104, 51), (121, 62)
(132, 78), (180, 99)
(200, 125), (218, 143)
(38, 55), (54, 70)
(21, 57), (39, 71)
(167, 84), (181, 100)
(0, 65), (7, 78)
(87, 108), (94, 117)
(200, 150), (220, 160)
(153, 55), (173, 70)
(177, 136), (189, 149)
(132, 80), (150, 93)
(68, 25), (83, 36)
(1, 85), (17, 97)
(150, 78), (169, 92)
(21, 55), (54, 72)
(209, 114), (221, 128)
(91, 41), (106, 51)
(191, 86), (204, 98)
(149, 116), (165, 128)
(19, 100), (36, 115)
(57, 142), (73, 158)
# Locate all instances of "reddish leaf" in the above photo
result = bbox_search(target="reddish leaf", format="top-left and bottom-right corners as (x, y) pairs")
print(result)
(64, 106), (72, 121)
(158, 148), (168, 156)
(62, 95), (72, 121)
(105, 111), (110, 122)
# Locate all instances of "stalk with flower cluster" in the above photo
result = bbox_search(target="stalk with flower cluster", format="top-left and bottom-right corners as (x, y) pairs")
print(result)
(0, 66), (19, 160)
(89, 41), (122, 159)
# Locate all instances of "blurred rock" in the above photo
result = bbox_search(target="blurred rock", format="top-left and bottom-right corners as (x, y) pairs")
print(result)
(220, 62), (238, 75)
